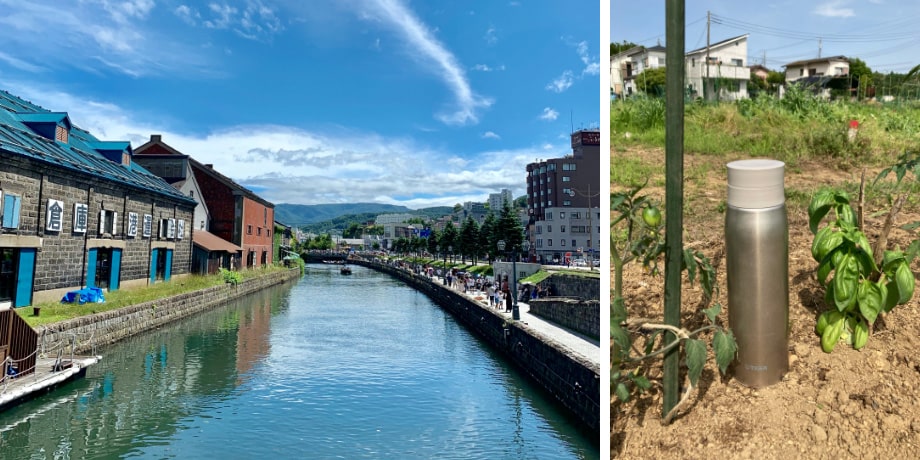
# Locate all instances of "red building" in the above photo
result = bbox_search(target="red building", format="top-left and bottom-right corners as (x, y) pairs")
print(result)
(134, 136), (275, 269)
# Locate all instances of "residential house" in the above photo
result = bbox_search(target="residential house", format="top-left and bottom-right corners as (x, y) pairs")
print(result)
(750, 64), (770, 83)
(610, 44), (666, 97)
(784, 56), (849, 82)
(134, 135), (274, 269)
(0, 89), (196, 307)
(526, 129), (600, 264)
(686, 34), (751, 101)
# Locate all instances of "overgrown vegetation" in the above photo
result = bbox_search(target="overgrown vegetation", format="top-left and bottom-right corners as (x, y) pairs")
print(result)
(612, 87), (920, 167)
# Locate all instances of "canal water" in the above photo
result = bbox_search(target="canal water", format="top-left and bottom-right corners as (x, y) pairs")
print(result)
(0, 264), (598, 459)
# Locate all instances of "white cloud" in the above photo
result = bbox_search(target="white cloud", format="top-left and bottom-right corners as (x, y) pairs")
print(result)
(814, 1), (855, 17)
(484, 25), (497, 45)
(482, 131), (500, 139)
(360, 0), (492, 126)
(473, 64), (493, 72)
(545, 71), (574, 92)
(5, 81), (545, 207)
(539, 107), (559, 121)
(174, 5), (200, 25)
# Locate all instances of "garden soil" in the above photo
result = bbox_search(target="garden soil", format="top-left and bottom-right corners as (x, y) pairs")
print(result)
(612, 147), (920, 458)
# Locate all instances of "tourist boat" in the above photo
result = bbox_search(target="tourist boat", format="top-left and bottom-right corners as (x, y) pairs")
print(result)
(340, 266), (352, 275)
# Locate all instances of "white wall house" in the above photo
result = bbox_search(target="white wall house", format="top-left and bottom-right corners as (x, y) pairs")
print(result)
(685, 34), (750, 101)
(784, 56), (850, 82)
(610, 45), (666, 97)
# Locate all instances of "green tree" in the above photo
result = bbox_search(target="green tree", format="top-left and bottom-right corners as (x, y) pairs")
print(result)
(426, 227), (440, 255)
(494, 202), (524, 258)
(460, 216), (480, 264)
(479, 212), (497, 264)
(611, 40), (638, 56)
(634, 67), (666, 96)
(440, 221), (459, 263)
(452, 203), (463, 213)
(342, 222), (361, 238)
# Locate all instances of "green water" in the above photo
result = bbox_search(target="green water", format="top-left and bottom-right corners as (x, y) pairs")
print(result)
(0, 264), (598, 459)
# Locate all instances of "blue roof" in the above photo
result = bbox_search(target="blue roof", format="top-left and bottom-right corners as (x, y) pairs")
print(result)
(0, 90), (194, 205)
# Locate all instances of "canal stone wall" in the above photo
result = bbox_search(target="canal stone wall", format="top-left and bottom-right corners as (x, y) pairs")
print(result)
(528, 298), (599, 340)
(539, 274), (600, 301)
(353, 259), (600, 436)
(36, 269), (301, 355)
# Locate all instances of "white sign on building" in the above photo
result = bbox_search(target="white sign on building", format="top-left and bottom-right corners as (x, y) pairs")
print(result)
(127, 212), (138, 237)
(46, 199), (64, 232)
(73, 203), (89, 233)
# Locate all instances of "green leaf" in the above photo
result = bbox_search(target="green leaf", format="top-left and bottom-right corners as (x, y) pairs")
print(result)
(683, 249), (697, 285)
(808, 189), (836, 234)
(702, 303), (722, 325)
(837, 204), (857, 229)
(811, 226), (833, 262)
(821, 313), (845, 353)
(832, 253), (858, 312)
(906, 240), (920, 264)
(857, 280), (883, 325)
(643, 330), (663, 356)
(685, 338), (707, 387)
(615, 382), (630, 402)
(631, 374), (652, 390)
(884, 280), (899, 312)
(713, 330), (737, 375)
(853, 318), (869, 350)
(899, 221), (920, 233)
(817, 258), (833, 287)
(895, 262), (915, 304)
(612, 323), (631, 365)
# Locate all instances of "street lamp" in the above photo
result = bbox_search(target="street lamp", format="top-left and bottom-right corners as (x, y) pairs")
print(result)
(497, 239), (530, 321)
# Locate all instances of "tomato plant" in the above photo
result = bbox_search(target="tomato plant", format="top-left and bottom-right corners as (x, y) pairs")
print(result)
(612, 182), (736, 423)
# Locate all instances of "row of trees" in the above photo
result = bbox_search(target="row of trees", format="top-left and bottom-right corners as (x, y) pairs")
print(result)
(389, 202), (525, 264)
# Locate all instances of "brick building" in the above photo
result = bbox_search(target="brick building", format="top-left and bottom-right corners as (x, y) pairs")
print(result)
(134, 136), (274, 269)
(0, 90), (196, 308)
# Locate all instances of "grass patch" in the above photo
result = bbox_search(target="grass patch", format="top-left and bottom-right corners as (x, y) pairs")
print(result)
(19, 266), (291, 328)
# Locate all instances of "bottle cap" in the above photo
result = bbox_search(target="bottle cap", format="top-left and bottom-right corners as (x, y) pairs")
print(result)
(727, 159), (785, 209)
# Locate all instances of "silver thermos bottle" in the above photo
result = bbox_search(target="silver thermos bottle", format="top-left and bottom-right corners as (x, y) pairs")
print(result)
(725, 159), (789, 387)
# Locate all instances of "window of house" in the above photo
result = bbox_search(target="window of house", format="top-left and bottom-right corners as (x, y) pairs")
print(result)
(799, 68), (804, 76)
(572, 239), (577, 248)
(561, 239), (566, 247)
(691, 58), (696, 67)
(536, 226), (542, 234)
(559, 212), (565, 219)
(561, 225), (566, 233)
(258, 227), (262, 236)
(563, 200), (572, 206)
(547, 239), (552, 247)
(547, 225), (552, 233)
(731, 58), (743, 67)
(547, 200), (552, 206)
(247, 225), (253, 235)
(99, 210), (118, 236)
(658, 57), (665, 65)
(536, 239), (542, 248)
(546, 212), (552, 220)
(1, 192), (21, 229)
(562, 176), (571, 182)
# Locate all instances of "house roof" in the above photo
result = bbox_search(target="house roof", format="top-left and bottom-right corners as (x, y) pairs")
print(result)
(134, 134), (274, 209)
(784, 55), (849, 68)
(611, 44), (667, 61)
(0, 90), (194, 205)
(686, 34), (749, 56)
(193, 229), (243, 253)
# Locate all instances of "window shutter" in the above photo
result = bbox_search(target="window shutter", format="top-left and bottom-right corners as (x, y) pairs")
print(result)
(99, 211), (106, 234)
(112, 212), (118, 235)
(9, 195), (21, 229)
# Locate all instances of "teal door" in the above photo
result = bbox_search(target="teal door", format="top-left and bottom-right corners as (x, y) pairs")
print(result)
(150, 249), (158, 283)
(87, 248), (97, 288)
(109, 248), (121, 290)
(14, 248), (34, 308)
(164, 249), (173, 280)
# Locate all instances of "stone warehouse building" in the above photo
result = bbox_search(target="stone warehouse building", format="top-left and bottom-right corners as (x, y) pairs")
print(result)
(0, 89), (196, 308)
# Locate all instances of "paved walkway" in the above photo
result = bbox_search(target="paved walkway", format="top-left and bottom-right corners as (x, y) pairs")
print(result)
(434, 276), (600, 369)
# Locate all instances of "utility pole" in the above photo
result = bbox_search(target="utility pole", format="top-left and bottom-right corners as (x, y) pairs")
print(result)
(705, 10), (711, 101)
(818, 37), (822, 58)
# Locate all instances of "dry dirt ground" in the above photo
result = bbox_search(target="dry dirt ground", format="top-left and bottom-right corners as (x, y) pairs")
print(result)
(612, 147), (920, 459)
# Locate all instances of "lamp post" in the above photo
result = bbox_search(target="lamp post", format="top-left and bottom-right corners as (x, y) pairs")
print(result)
(498, 239), (530, 321)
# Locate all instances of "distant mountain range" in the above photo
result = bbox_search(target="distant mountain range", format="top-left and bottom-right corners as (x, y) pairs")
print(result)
(275, 203), (454, 232)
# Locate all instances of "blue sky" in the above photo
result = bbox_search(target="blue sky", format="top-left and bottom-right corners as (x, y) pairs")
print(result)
(611, 0), (920, 74)
(0, 0), (600, 208)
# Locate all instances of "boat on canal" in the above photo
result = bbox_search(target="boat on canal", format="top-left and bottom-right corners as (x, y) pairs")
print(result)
(340, 265), (352, 275)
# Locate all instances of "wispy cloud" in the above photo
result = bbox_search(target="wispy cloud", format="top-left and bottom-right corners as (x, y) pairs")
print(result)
(576, 40), (600, 75)
(6, 81), (548, 207)
(484, 25), (498, 45)
(482, 131), (500, 139)
(198, 1), (283, 41)
(539, 107), (559, 121)
(545, 71), (574, 93)
(814, 0), (855, 17)
(361, 0), (492, 126)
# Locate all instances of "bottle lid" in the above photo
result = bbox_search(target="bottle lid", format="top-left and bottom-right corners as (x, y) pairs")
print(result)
(726, 159), (785, 209)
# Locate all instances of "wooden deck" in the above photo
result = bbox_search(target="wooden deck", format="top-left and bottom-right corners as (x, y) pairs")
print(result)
(0, 355), (101, 412)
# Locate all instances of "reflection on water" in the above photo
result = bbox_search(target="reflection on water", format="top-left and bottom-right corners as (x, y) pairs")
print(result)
(0, 265), (598, 459)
